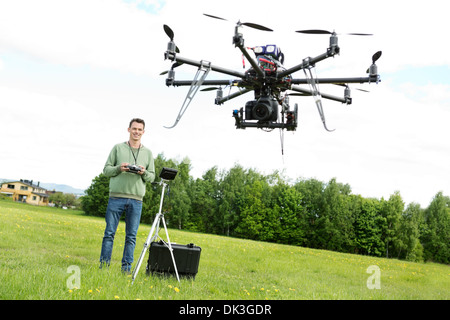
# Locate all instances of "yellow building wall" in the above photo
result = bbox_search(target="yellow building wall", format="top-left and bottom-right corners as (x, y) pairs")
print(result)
(0, 182), (48, 206)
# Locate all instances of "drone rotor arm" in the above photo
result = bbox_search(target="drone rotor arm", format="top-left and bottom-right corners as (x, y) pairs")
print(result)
(165, 52), (246, 79)
(290, 76), (377, 85)
(169, 80), (241, 87)
(278, 49), (339, 79)
(291, 86), (348, 103)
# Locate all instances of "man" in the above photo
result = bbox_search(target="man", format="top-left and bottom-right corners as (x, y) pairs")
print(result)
(100, 118), (155, 273)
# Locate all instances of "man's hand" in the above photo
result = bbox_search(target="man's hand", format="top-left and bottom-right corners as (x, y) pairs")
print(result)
(120, 163), (130, 172)
(137, 165), (146, 175)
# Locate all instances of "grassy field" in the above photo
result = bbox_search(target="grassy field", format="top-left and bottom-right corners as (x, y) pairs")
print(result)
(0, 200), (448, 300)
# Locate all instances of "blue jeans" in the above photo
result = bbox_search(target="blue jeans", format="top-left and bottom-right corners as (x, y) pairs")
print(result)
(100, 197), (143, 272)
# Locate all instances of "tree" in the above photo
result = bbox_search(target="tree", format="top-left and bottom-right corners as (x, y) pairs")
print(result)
(81, 173), (109, 217)
(217, 164), (247, 236)
(188, 166), (220, 233)
(273, 183), (305, 245)
(399, 203), (424, 262)
(152, 155), (192, 230)
(49, 192), (80, 208)
(353, 196), (385, 256)
(381, 191), (405, 258)
(294, 178), (325, 249)
(189, 180), (213, 232)
(236, 179), (275, 241)
(320, 178), (354, 252)
(422, 192), (450, 263)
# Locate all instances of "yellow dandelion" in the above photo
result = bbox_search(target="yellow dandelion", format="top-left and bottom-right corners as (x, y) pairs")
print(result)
(88, 290), (93, 293)
(114, 295), (120, 299)
(174, 287), (180, 293)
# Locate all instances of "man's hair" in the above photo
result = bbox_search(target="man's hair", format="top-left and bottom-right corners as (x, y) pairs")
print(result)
(129, 118), (145, 129)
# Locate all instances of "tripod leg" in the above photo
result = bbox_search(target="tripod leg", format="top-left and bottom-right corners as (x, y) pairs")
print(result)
(161, 216), (180, 282)
(131, 244), (148, 284)
(131, 213), (161, 284)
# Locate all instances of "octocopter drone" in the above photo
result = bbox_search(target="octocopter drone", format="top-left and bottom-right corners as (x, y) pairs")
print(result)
(162, 14), (382, 133)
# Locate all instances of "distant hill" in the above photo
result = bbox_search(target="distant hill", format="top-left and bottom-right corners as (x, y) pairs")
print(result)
(40, 183), (85, 195)
(0, 178), (85, 195)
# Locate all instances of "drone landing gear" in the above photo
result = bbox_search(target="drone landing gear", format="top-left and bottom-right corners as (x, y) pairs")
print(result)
(164, 61), (212, 129)
(303, 67), (335, 132)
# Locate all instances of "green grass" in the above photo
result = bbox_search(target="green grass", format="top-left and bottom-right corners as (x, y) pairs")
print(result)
(0, 200), (448, 300)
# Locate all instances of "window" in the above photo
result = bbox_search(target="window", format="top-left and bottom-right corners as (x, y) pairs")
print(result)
(7, 184), (15, 189)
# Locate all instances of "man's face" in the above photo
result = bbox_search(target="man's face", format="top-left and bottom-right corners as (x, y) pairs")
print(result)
(128, 122), (145, 142)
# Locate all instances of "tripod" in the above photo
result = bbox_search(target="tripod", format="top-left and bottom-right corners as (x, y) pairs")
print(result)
(131, 176), (180, 284)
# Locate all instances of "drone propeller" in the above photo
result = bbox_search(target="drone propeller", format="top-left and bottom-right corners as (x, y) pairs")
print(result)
(200, 87), (219, 92)
(372, 51), (382, 63)
(366, 51), (382, 73)
(241, 22), (273, 32)
(163, 24), (181, 53)
(296, 29), (372, 36)
(296, 29), (331, 35)
(203, 13), (273, 32)
(203, 13), (227, 21)
(288, 92), (311, 96)
(334, 83), (369, 93)
(163, 24), (174, 41)
(159, 62), (184, 76)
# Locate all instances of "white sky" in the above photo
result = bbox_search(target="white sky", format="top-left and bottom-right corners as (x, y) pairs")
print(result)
(0, 0), (449, 208)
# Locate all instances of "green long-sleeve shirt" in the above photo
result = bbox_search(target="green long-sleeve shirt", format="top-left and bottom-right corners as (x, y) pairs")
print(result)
(103, 142), (155, 201)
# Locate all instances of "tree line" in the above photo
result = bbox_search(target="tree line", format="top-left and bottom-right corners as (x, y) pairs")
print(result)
(81, 154), (450, 264)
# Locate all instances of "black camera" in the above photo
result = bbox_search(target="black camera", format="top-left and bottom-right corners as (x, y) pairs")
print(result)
(244, 95), (278, 121)
(127, 164), (142, 174)
(233, 94), (297, 131)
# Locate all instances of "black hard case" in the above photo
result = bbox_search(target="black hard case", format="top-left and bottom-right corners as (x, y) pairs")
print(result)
(146, 241), (201, 279)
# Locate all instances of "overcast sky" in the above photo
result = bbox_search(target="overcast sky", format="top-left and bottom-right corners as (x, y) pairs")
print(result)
(0, 0), (449, 208)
